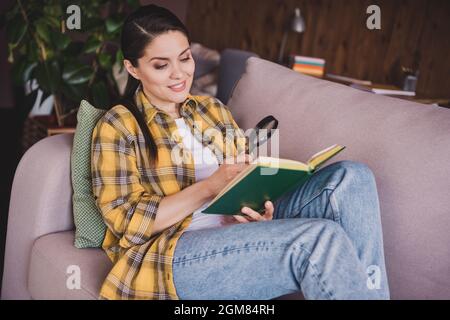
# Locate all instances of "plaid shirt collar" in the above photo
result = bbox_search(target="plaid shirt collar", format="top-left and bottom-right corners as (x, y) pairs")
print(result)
(134, 85), (198, 124)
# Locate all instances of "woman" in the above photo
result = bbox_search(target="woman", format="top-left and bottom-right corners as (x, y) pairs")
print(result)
(91, 4), (390, 300)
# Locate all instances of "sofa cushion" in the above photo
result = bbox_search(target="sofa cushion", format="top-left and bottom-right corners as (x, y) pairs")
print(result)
(228, 57), (450, 299)
(71, 100), (107, 248)
(28, 231), (111, 299)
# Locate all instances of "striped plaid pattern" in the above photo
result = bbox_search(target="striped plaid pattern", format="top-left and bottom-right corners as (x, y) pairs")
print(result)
(91, 86), (246, 299)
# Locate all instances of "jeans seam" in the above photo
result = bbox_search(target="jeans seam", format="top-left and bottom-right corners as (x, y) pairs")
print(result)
(329, 189), (342, 224)
(173, 242), (335, 300)
(298, 186), (335, 211)
(297, 187), (340, 223)
(173, 243), (313, 264)
(306, 260), (335, 299)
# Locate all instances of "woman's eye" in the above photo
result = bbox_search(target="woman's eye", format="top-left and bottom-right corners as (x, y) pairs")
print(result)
(154, 56), (191, 70)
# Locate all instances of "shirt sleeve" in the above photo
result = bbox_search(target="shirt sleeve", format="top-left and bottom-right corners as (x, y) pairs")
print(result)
(91, 120), (164, 249)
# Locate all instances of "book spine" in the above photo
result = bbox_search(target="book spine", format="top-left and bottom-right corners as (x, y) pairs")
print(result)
(291, 55), (326, 64)
(292, 65), (324, 76)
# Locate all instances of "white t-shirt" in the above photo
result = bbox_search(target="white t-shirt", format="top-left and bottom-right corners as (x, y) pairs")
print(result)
(174, 117), (238, 231)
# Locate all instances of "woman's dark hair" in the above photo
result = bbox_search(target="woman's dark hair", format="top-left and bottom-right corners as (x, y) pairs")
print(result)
(119, 4), (190, 167)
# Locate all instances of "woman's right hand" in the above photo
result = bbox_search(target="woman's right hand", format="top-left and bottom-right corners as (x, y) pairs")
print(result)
(205, 153), (253, 197)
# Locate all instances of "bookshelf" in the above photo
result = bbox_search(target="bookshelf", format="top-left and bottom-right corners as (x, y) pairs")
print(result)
(322, 74), (450, 108)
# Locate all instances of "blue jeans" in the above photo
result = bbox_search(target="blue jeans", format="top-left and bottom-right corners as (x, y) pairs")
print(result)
(172, 161), (390, 300)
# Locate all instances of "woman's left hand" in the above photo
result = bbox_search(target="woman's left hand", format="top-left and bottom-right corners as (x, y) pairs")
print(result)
(233, 201), (274, 223)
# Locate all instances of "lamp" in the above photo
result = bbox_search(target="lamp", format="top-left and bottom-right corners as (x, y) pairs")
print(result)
(278, 8), (305, 65)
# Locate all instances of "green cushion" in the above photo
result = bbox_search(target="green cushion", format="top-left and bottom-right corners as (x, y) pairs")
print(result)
(71, 100), (107, 248)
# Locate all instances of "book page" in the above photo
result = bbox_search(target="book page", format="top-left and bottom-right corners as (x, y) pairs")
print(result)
(255, 156), (309, 171)
(307, 144), (345, 170)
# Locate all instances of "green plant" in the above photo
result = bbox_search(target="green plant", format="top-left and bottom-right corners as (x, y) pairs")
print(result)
(3, 0), (138, 125)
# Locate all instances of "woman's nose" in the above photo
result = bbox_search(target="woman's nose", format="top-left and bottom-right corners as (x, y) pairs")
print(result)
(170, 63), (184, 79)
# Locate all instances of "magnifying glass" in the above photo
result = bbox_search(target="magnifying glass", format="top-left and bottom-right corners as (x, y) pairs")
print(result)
(245, 115), (279, 155)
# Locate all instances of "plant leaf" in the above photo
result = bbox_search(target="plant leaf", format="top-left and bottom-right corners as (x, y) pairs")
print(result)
(83, 35), (101, 53)
(61, 82), (88, 104)
(98, 52), (112, 70)
(115, 49), (124, 72)
(35, 60), (61, 93)
(23, 62), (38, 83)
(105, 17), (122, 34)
(51, 32), (71, 51)
(35, 20), (51, 44)
(62, 63), (93, 85)
(7, 17), (27, 46)
(44, 15), (60, 29)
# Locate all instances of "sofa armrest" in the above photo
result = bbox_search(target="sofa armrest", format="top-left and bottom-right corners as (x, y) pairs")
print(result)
(2, 134), (75, 299)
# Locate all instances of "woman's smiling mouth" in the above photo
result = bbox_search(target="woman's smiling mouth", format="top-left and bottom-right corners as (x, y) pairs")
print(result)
(168, 80), (186, 92)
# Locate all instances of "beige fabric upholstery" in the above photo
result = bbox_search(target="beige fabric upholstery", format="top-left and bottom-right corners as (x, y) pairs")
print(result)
(28, 231), (111, 299)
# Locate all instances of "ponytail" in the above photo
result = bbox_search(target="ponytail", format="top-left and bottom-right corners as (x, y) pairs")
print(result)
(119, 75), (158, 168)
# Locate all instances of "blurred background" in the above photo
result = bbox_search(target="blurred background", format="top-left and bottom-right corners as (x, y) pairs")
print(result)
(0, 0), (449, 290)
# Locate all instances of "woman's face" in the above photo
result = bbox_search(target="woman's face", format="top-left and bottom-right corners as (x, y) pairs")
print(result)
(125, 30), (195, 108)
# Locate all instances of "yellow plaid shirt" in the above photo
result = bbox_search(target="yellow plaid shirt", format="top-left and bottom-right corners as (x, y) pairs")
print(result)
(91, 88), (246, 299)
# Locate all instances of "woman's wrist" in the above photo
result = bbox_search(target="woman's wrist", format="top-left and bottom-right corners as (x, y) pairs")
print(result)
(199, 178), (216, 199)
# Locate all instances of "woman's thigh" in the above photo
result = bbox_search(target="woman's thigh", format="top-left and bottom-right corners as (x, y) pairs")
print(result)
(172, 217), (367, 300)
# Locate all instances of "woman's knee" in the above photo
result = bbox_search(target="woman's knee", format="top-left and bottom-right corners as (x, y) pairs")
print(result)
(328, 160), (376, 187)
(294, 219), (349, 248)
(334, 160), (373, 176)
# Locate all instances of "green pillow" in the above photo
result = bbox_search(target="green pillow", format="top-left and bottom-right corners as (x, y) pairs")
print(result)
(71, 100), (107, 248)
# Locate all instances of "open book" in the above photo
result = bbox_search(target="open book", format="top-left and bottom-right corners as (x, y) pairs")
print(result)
(202, 144), (345, 215)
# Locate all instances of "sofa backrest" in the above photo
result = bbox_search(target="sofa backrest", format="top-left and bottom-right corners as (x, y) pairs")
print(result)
(227, 57), (450, 299)
(216, 49), (259, 104)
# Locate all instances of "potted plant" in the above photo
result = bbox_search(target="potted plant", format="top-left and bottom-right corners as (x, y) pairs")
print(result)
(3, 0), (138, 126)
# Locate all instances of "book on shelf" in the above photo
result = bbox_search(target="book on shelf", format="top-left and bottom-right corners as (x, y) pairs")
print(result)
(289, 55), (326, 78)
(350, 83), (416, 96)
(202, 144), (346, 215)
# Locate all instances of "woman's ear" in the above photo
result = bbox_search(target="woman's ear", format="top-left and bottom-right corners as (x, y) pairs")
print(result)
(124, 59), (140, 80)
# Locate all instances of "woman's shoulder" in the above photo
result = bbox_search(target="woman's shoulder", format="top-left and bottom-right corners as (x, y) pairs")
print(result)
(190, 95), (237, 127)
(101, 104), (134, 121)
(191, 94), (224, 106)
(190, 95), (232, 116)
(94, 104), (138, 138)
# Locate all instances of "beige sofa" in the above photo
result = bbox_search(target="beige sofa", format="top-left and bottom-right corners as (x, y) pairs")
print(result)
(2, 57), (450, 299)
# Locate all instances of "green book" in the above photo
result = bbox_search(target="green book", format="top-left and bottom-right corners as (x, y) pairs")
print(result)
(202, 144), (345, 215)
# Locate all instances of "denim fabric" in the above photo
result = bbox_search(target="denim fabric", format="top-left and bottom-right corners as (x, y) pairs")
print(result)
(172, 161), (390, 300)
